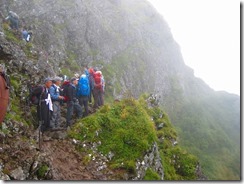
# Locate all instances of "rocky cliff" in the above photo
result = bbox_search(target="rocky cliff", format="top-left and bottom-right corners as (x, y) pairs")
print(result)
(0, 0), (213, 98)
(0, 0), (240, 180)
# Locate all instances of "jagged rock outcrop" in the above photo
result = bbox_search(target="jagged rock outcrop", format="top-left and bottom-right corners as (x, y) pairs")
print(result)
(134, 142), (164, 180)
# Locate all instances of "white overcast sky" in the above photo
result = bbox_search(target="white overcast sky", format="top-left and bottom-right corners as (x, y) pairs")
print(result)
(147, 0), (240, 95)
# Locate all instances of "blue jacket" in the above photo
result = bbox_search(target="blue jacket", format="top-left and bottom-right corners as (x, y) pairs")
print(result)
(22, 30), (28, 40)
(50, 84), (60, 101)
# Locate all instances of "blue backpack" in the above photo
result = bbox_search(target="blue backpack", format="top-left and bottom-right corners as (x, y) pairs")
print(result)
(77, 75), (90, 97)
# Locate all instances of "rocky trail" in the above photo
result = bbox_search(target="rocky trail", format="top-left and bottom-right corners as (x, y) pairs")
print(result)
(41, 138), (94, 180)
(0, 120), (115, 181)
(40, 129), (117, 180)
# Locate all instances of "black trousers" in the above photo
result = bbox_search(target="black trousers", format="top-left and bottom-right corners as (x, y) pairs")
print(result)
(79, 96), (89, 117)
(37, 102), (51, 132)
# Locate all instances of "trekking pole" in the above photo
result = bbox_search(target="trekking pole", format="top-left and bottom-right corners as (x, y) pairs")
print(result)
(38, 88), (44, 151)
(38, 100), (42, 151)
(38, 119), (42, 151)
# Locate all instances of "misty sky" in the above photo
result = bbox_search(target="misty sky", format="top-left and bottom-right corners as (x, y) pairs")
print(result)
(147, 0), (240, 95)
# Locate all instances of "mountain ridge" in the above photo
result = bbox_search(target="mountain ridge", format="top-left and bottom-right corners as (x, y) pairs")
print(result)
(0, 0), (240, 180)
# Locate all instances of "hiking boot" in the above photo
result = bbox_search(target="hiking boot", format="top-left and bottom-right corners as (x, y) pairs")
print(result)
(50, 127), (58, 131)
(43, 135), (51, 141)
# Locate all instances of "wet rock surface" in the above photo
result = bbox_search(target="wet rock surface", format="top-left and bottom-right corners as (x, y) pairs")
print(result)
(0, 125), (115, 180)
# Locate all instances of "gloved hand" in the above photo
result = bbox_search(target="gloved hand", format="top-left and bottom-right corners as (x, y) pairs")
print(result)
(73, 98), (79, 103)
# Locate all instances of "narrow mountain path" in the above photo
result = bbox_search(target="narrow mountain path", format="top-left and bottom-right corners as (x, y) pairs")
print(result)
(40, 129), (114, 180)
(41, 138), (94, 180)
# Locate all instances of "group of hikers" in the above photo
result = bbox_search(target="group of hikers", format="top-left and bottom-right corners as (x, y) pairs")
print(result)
(2, 10), (106, 132)
(33, 66), (105, 132)
(4, 10), (32, 42)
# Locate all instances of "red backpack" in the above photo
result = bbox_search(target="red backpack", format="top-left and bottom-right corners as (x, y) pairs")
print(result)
(94, 71), (102, 90)
(61, 80), (71, 102)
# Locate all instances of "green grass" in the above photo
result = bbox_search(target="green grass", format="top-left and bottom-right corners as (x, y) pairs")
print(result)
(3, 23), (20, 43)
(37, 165), (49, 179)
(143, 168), (161, 180)
(69, 96), (201, 180)
(139, 94), (199, 180)
(3, 75), (32, 126)
(69, 98), (157, 172)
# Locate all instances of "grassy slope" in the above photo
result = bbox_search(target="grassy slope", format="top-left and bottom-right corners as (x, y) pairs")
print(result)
(69, 95), (200, 180)
(171, 94), (240, 180)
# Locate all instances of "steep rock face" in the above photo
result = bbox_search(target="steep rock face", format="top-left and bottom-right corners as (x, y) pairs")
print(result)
(0, 0), (240, 180)
(1, 0), (193, 99)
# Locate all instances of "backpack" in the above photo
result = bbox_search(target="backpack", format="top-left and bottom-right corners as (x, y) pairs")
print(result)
(60, 80), (70, 102)
(77, 75), (90, 97)
(9, 11), (19, 19)
(29, 86), (45, 105)
(88, 68), (95, 90)
(94, 71), (102, 90)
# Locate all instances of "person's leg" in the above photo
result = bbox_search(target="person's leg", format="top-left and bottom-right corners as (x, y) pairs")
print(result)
(93, 88), (99, 108)
(15, 19), (19, 30)
(78, 97), (82, 112)
(56, 102), (61, 128)
(41, 104), (50, 132)
(74, 101), (82, 119)
(66, 101), (74, 127)
(92, 90), (95, 105)
(100, 90), (104, 106)
(88, 90), (92, 103)
(9, 18), (14, 29)
(83, 96), (89, 116)
(98, 90), (102, 107)
(50, 101), (58, 128)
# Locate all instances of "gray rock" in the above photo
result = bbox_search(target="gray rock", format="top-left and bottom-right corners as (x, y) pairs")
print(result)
(10, 167), (26, 180)
(134, 142), (164, 180)
(157, 123), (164, 130)
(0, 173), (10, 180)
(107, 151), (114, 161)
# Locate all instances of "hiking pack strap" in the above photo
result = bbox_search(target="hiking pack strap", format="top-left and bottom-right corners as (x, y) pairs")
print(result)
(38, 87), (45, 106)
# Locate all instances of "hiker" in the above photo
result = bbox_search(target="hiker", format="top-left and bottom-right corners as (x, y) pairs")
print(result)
(93, 71), (104, 108)
(66, 77), (82, 128)
(84, 66), (89, 78)
(50, 76), (65, 129)
(88, 67), (95, 103)
(99, 71), (105, 106)
(22, 27), (32, 42)
(60, 77), (70, 103)
(5, 11), (19, 30)
(77, 74), (90, 117)
(101, 73), (105, 105)
(34, 78), (53, 132)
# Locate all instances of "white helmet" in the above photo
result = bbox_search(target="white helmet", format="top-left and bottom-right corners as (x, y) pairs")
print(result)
(81, 74), (86, 78)
(96, 71), (102, 75)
